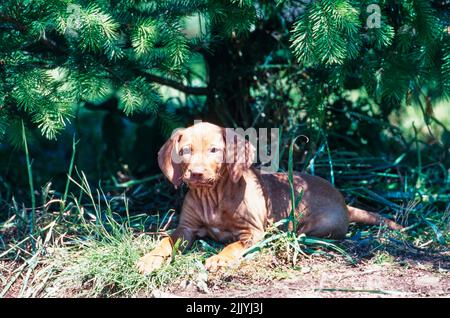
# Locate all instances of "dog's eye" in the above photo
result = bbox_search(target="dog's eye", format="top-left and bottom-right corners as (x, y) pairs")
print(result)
(210, 147), (220, 153)
(179, 146), (191, 156)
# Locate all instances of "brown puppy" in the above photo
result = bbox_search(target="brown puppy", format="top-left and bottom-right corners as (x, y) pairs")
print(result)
(137, 122), (402, 273)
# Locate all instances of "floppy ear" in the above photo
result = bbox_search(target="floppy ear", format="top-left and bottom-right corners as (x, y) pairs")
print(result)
(224, 129), (256, 183)
(157, 129), (185, 188)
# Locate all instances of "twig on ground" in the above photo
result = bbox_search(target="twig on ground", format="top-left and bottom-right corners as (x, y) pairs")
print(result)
(337, 269), (382, 282)
(314, 288), (411, 296)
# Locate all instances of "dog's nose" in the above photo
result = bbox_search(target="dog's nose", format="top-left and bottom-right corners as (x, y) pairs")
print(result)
(190, 168), (205, 179)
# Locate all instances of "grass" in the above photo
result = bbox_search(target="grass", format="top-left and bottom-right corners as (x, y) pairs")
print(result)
(0, 174), (447, 297)
(0, 163), (366, 297)
(1, 128), (449, 297)
(0, 170), (210, 297)
(22, 121), (36, 250)
(41, 227), (207, 297)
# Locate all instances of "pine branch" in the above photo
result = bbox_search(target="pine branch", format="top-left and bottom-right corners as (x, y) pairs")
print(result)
(443, 41), (450, 95)
(290, 0), (361, 65)
(137, 71), (208, 95)
(0, 13), (27, 31)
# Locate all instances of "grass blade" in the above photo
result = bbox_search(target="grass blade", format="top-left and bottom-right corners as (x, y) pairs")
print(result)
(62, 135), (79, 210)
(22, 121), (36, 250)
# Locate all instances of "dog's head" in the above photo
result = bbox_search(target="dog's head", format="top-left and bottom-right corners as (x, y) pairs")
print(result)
(158, 122), (255, 188)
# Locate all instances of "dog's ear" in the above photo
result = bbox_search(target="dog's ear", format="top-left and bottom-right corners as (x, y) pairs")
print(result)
(158, 129), (185, 188)
(224, 129), (256, 183)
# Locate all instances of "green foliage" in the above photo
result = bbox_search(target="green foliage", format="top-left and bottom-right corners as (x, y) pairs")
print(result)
(443, 41), (450, 95)
(231, 0), (253, 7)
(131, 18), (159, 58)
(58, 4), (122, 54)
(290, 0), (450, 113)
(117, 77), (160, 115)
(12, 69), (75, 139)
(0, 111), (8, 141)
(291, 0), (361, 65)
(409, 0), (441, 43)
(0, 0), (256, 141)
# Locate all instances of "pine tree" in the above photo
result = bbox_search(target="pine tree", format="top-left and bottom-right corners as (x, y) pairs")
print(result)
(290, 0), (450, 120)
(0, 0), (257, 143)
(1, 0), (448, 145)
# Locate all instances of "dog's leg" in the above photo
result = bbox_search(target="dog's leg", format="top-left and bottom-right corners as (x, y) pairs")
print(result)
(205, 228), (265, 272)
(205, 240), (249, 271)
(137, 227), (194, 274)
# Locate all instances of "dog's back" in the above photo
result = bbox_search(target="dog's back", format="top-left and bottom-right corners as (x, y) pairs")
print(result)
(257, 170), (350, 238)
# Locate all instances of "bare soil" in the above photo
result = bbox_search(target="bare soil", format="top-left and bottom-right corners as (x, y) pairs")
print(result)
(165, 242), (450, 298)
(1, 242), (449, 298)
(170, 259), (448, 298)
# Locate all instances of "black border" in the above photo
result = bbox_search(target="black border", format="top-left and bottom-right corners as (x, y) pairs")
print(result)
(1, 298), (443, 317)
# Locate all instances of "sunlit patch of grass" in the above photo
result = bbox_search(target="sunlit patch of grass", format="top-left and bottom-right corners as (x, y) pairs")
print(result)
(372, 251), (396, 265)
(41, 231), (207, 297)
(33, 170), (209, 297)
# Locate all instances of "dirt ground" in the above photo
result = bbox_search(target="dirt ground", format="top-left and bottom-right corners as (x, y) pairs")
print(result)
(1, 242), (449, 298)
(169, 259), (448, 298)
(163, 242), (450, 298)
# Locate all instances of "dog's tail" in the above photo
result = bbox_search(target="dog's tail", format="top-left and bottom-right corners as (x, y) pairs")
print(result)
(347, 206), (403, 231)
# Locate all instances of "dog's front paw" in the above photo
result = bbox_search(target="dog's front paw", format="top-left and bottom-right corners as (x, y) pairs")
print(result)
(137, 253), (167, 274)
(205, 254), (236, 272)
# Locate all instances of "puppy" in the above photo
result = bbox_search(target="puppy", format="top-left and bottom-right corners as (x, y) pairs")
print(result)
(137, 122), (402, 273)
